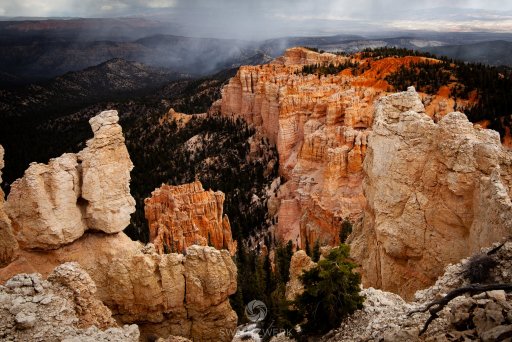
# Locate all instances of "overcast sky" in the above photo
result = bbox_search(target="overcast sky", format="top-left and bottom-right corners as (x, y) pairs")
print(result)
(1, 0), (512, 38)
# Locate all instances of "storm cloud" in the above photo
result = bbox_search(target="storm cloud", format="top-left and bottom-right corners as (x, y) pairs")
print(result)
(1, 0), (512, 38)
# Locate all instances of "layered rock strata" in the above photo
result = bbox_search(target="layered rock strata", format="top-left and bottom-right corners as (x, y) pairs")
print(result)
(0, 262), (139, 342)
(5, 110), (135, 250)
(0, 111), (238, 341)
(145, 181), (236, 255)
(215, 47), (458, 248)
(350, 87), (512, 299)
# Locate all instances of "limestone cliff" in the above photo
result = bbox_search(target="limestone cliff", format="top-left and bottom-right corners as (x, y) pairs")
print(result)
(145, 181), (236, 255)
(0, 111), (238, 341)
(215, 47), (459, 249)
(350, 87), (512, 299)
(5, 110), (135, 250)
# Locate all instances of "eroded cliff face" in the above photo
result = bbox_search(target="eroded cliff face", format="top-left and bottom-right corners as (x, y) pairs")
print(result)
(5, 110), (135, 250)
(0, 111), (238, 341)
(0, 237), (237, 341)
(215, 47), (459, 248)
(145, 181), (236, 255)
(350, 87), (512, 299)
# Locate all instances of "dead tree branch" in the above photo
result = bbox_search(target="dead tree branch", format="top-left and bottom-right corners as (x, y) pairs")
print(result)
(409, 283), (512, 335)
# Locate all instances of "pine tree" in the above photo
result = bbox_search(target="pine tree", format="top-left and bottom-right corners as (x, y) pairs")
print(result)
(294, 244), (364, 335)
(305, 236), (311, 257)
(312, 240), (321, 262)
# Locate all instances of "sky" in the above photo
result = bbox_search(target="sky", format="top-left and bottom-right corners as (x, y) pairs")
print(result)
(1, 0), (512, 38)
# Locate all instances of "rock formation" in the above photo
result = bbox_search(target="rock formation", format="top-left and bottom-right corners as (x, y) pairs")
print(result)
(0, 145), (17, 268)
(5, 110), (135, 250)
(0, 145), (4, 184)
(145, 181), (236, 255)
(350, 87), (512, 299)
(0, 262), (139, 341)
(0, 111), (238, 341)
(326, 241), (512, 342)
(285, 250), (316, 301)
(214, 47), (459, 249)
(0, 238), (237, 341)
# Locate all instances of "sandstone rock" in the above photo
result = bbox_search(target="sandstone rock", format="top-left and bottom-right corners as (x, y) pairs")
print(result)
(6, 154), (87, 249)
(285, 250), (316, 301)
(217, 48), (460, 250)
(480, 325), (512, 342)
(5, 110), (135, 250)
(0, 144), (4, 184)
(0, 234), (237, 342)
(325, 243), (512, 342)
(0, 146), (18, 267)
(350, 87), (512, 299)
(78, 110), (135, 233)
(145, 181), (236, 255)
(0, 262), (139, 341)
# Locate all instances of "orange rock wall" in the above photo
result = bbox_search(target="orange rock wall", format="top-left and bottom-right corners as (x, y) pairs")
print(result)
(145, 181), (236, 255)
(216, 47), (462, 249)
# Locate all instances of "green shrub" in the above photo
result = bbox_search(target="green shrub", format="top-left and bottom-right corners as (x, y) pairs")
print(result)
(294, 244), (364, 335)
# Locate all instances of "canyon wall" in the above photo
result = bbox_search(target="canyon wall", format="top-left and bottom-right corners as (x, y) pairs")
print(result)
(145, 181), (236, 255)
(215, 47), (457, 249)
(350, 87), (512, 299)
(0, 111), (237, 341)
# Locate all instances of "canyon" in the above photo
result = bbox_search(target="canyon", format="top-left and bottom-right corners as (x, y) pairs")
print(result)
(214, 47), (512, 299)
(0, 111), (237, 341)
(214, 47), (464, 249)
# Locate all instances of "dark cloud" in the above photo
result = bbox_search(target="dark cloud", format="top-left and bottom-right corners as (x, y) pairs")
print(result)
(1, 0), (511, 38)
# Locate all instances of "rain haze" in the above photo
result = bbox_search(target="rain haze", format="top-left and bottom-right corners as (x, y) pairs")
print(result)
(1, 0), (512, 39)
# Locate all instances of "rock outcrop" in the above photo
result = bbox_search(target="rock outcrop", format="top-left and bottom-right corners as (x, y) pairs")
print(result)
(0, 262), (139, 341)
(350, 87), (512, 299)
(0, 237), (237, 341)
(0, 145), (17, 268)
(285, 250), (316, 301)
(5, 110), (135, 250)
(215, 47), (459, 249)
(0, 145), (4, 184)
(145, 181), (236, 255)
(0, 111), (238, 341)
(326, 241), (512, 342)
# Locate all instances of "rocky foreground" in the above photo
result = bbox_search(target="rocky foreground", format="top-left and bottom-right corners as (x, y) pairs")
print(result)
(0, 111), (237, 341)
(324, 241), (512, 342)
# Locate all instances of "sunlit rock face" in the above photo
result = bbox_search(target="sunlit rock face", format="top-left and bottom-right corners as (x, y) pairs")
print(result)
(216, 47), (459, 248)
(5, 110), (135, 250)
(350, 87), (512, 299)
(145, 181), (236, 255)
